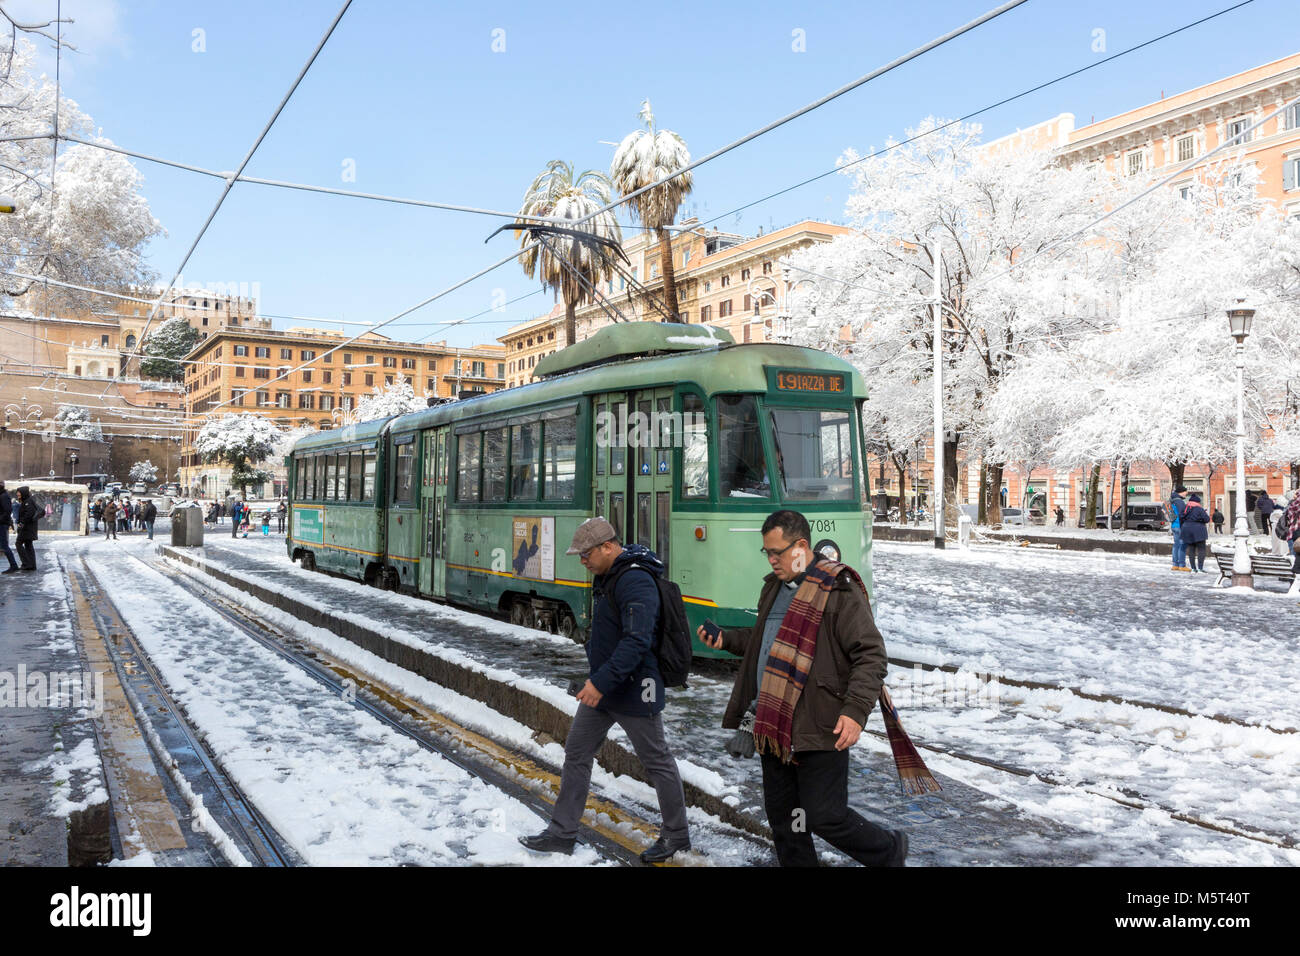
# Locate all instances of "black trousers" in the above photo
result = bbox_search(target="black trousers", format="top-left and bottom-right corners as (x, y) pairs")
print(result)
(16, 538), (35, 570)
(760, 749), (898, 866)
(1186, 541), (1206, 571)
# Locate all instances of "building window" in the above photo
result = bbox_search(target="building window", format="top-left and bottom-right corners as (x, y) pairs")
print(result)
(1226, 116), (1253, 145)
(256, 391), (269, 406)
(234, 345), (248, 356)
(1284, 156), (1300, 192)
(344, 353), (353, 364)
(254, 367), (270, 379)
(383, 356), (397, 368)
(721, 275), (730, 288)
(323, 370), (332, 384)
(101, 334), (110, 347)
(763, 261), (772, 274)
(342, 371), (351, 385)
(365, 355), (374, 364)
(700, 304), (712, 322)
(301, 349), (316, 361)
(427, 378), (437, 391)
(682, 248), (691, 268)
(704, 280), (711, 292)
(741, 268), (751, 281)
(298, 394), (315, 409)
(281, 348), (292, 359)
(471, 361), (485, 377)
(719, 300), (733, 318)
(255, 347), (270, 358)
(1286, 103), (1300, 131)
(1178, 185), (1193, 201)
(235, 365), (246, 378)
(547, 331), (554, 341)
(743, 294), (752, 313)
(322, 351), (332, 363)
(1176, 135), (1195, 163)
(385, 374), (394, 385)
(320, 395), (334, 411)
(303, 370), (312, 383)
(364, 373), (374, 386)
(278, 392), (292, 408)
(402, 357), (415, 369)
(428, 359), (436, 370)
(1126, 150), (1145, 177)
(496, 363), (504, 378)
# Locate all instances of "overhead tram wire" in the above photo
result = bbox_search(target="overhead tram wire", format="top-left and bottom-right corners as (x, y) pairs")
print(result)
(197, 0), (1033, 417)
(122, 0), (356, 374)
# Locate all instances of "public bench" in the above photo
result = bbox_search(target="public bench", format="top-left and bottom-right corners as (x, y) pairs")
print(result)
(1211, 549), (1296, 588)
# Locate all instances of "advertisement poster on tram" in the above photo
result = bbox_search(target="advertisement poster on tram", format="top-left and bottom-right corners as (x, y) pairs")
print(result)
(511, 516), (554, 581)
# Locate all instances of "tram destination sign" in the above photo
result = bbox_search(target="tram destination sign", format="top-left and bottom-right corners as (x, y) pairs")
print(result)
(769, 369), (846, 394)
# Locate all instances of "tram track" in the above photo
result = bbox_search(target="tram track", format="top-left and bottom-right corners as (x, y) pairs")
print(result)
(71, 558), (297, 867)
(144, 555), (662, 866)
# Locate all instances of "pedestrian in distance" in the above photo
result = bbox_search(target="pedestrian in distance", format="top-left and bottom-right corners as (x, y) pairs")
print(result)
(1269, 490), (1292, 558)
(1168, 486), (1190, 571)
(90, 498), (101, 533)
(1212, 507), (1225, 534)
(142, 499), (158, 541)
(231, 498), (242, 539)
(1281, 489), (1300, 576)
(101, 497), (118, 540)
(0, 482), (19, 574)
(240, 509), (251, 538)
(13, 486), (39, 572)
(261, 509), (271, 536)
(1054, 505), (1065, 527)
(277, 498), (287, 534)
(700, 509), (926, 867)
(518, 517), (691, 864)
(1180, 493), (1211, 573)
(1256, 491), (1275, 536)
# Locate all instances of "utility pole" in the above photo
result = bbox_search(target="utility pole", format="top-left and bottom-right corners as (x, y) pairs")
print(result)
(931, 240), (945, 549)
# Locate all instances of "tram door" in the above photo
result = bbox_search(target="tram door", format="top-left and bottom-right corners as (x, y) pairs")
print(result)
(631, 389), (675, 573)
(421, 426), (450, 599)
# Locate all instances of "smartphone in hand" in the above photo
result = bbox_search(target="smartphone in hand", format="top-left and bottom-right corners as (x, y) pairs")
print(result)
(565, 679), (585, 697)
(701, 619), (722, 647)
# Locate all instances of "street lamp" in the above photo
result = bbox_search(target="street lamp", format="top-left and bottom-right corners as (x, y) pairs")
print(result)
(2, 396), (44, 480)
(1227, 298), (1255, 588)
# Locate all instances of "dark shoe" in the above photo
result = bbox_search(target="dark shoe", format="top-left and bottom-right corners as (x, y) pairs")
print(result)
(20, 567), (36, 572)
(887, 829), (909, 867)
(2, 567), (18, 574)
(518, 831), (575, 856)
(640, 835), (690, 864)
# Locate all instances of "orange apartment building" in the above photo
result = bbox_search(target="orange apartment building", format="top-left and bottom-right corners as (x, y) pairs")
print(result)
(501, 305), (564, 389)
(179, 326), (506, 495)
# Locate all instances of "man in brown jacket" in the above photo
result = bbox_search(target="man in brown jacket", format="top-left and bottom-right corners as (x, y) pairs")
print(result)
(700, 509), (906, 866)
(101, 498), (118, 540)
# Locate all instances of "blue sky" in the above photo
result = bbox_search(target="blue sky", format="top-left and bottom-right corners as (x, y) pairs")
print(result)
(12, 0), (1298, 346)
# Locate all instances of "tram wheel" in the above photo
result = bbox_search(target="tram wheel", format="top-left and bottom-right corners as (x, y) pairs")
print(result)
(557, 611), (580, 644)
(509, 599), (529, 628)
(301, 551), (316, 572)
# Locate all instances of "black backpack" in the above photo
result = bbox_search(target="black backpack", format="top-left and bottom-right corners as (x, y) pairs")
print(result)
(602, 564), (693, 688)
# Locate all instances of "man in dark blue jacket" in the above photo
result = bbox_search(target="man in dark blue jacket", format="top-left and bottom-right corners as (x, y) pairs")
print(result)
(519, 517), (690, 863)
(0, 482), (18, 574)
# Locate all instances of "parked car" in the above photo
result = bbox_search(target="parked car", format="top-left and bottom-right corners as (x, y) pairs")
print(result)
(999, 507), (1027, 527)
(130, 481), (148, 494)
(1097, 504), (1167, 531)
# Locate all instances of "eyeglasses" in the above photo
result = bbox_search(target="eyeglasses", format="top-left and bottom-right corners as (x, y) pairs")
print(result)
(760, 540), (798, 560)
(579, 543), (603, 561)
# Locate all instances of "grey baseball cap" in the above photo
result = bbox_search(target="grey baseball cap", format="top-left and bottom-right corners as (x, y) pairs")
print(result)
(566, 516), (617, 555)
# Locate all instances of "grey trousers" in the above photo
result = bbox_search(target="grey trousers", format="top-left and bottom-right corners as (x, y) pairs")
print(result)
(546, 702), (689, 842)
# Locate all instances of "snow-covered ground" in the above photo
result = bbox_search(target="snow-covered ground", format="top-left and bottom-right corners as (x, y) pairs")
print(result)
(39, 527), (1300, 864)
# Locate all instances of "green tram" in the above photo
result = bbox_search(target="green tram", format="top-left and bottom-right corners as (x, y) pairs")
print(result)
(286, 322), (872, 657)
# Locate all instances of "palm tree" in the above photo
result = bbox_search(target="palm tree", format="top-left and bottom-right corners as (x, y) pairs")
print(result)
(516, 160), (622, 347)
(610, 99), (694, 321)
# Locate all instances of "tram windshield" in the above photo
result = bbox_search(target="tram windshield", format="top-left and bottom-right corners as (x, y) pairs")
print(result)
(768, 407), (855, 501)
(717, 395), (769, 498)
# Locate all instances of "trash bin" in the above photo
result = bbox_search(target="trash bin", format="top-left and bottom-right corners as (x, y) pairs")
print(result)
(958, 513), (973, 549)
(170, 504), (205, 547)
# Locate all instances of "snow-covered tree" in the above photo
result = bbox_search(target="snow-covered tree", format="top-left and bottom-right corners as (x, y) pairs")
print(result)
(129, 460), (159, 485)
(783, 119), (1103, 525)
(55, 405), (103, 441)
(195, 414), (280, 496)
(353, 380), (427, 423)
(516, 160), (623, 346)
(610, 100), (693, 319)
(140, 316), (199, 380)
(0, 39), (163, 313)
(271, 424), (317, 460)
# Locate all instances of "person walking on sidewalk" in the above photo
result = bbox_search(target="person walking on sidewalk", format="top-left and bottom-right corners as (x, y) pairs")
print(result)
(0, 482), (19, 575)
(276, 498), (287, 534)
(101, 497), (118, 540)
(700, 509), (924, 867)
(1168, 486), (1190, 571)
(518, 517), (691, 864)
(231, 498), (242, 539)
(1054, 505), (1065, 527)
(142, 499), (158, 541)
(1281, 490), (1300, 576)
(1212, 507), (1225, 534)
(14, 487), (39, 572)
(1180, 493), (1211, 573)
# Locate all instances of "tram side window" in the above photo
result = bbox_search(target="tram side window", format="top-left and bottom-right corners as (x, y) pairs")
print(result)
(610, 402), (626, 475)
(543, 414), (577, 501)
(769, 408), (855, 500)
(510, 422), (538, 500)
(718, 395), (769, 499)
(484, 427), (508, 502)
(394, 442), (415, 505)
(349, 452), (364, 501)
(680, 393), (709, 499)
(310, 456), (320, 500)
(326, 455), (338, 500)
(457, 433), (482, 502)
(594, 405), (605, 476)
(363, 452), (377, 501)
(295, 458), (307, 500)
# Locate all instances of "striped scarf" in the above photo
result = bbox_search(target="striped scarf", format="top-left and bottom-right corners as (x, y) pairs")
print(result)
(1284, 496), (1300, 540)
(753, 560), (941, 795)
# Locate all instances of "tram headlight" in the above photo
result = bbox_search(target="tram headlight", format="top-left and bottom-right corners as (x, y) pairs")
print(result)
(814, 538), (841, 562)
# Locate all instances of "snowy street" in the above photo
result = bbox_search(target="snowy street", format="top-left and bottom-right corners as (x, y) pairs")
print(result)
(7, 522), (1292, 867)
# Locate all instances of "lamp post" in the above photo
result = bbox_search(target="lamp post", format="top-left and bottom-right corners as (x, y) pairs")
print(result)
(3, 396), (43, 480)
(1227, 299), (1255, 588)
